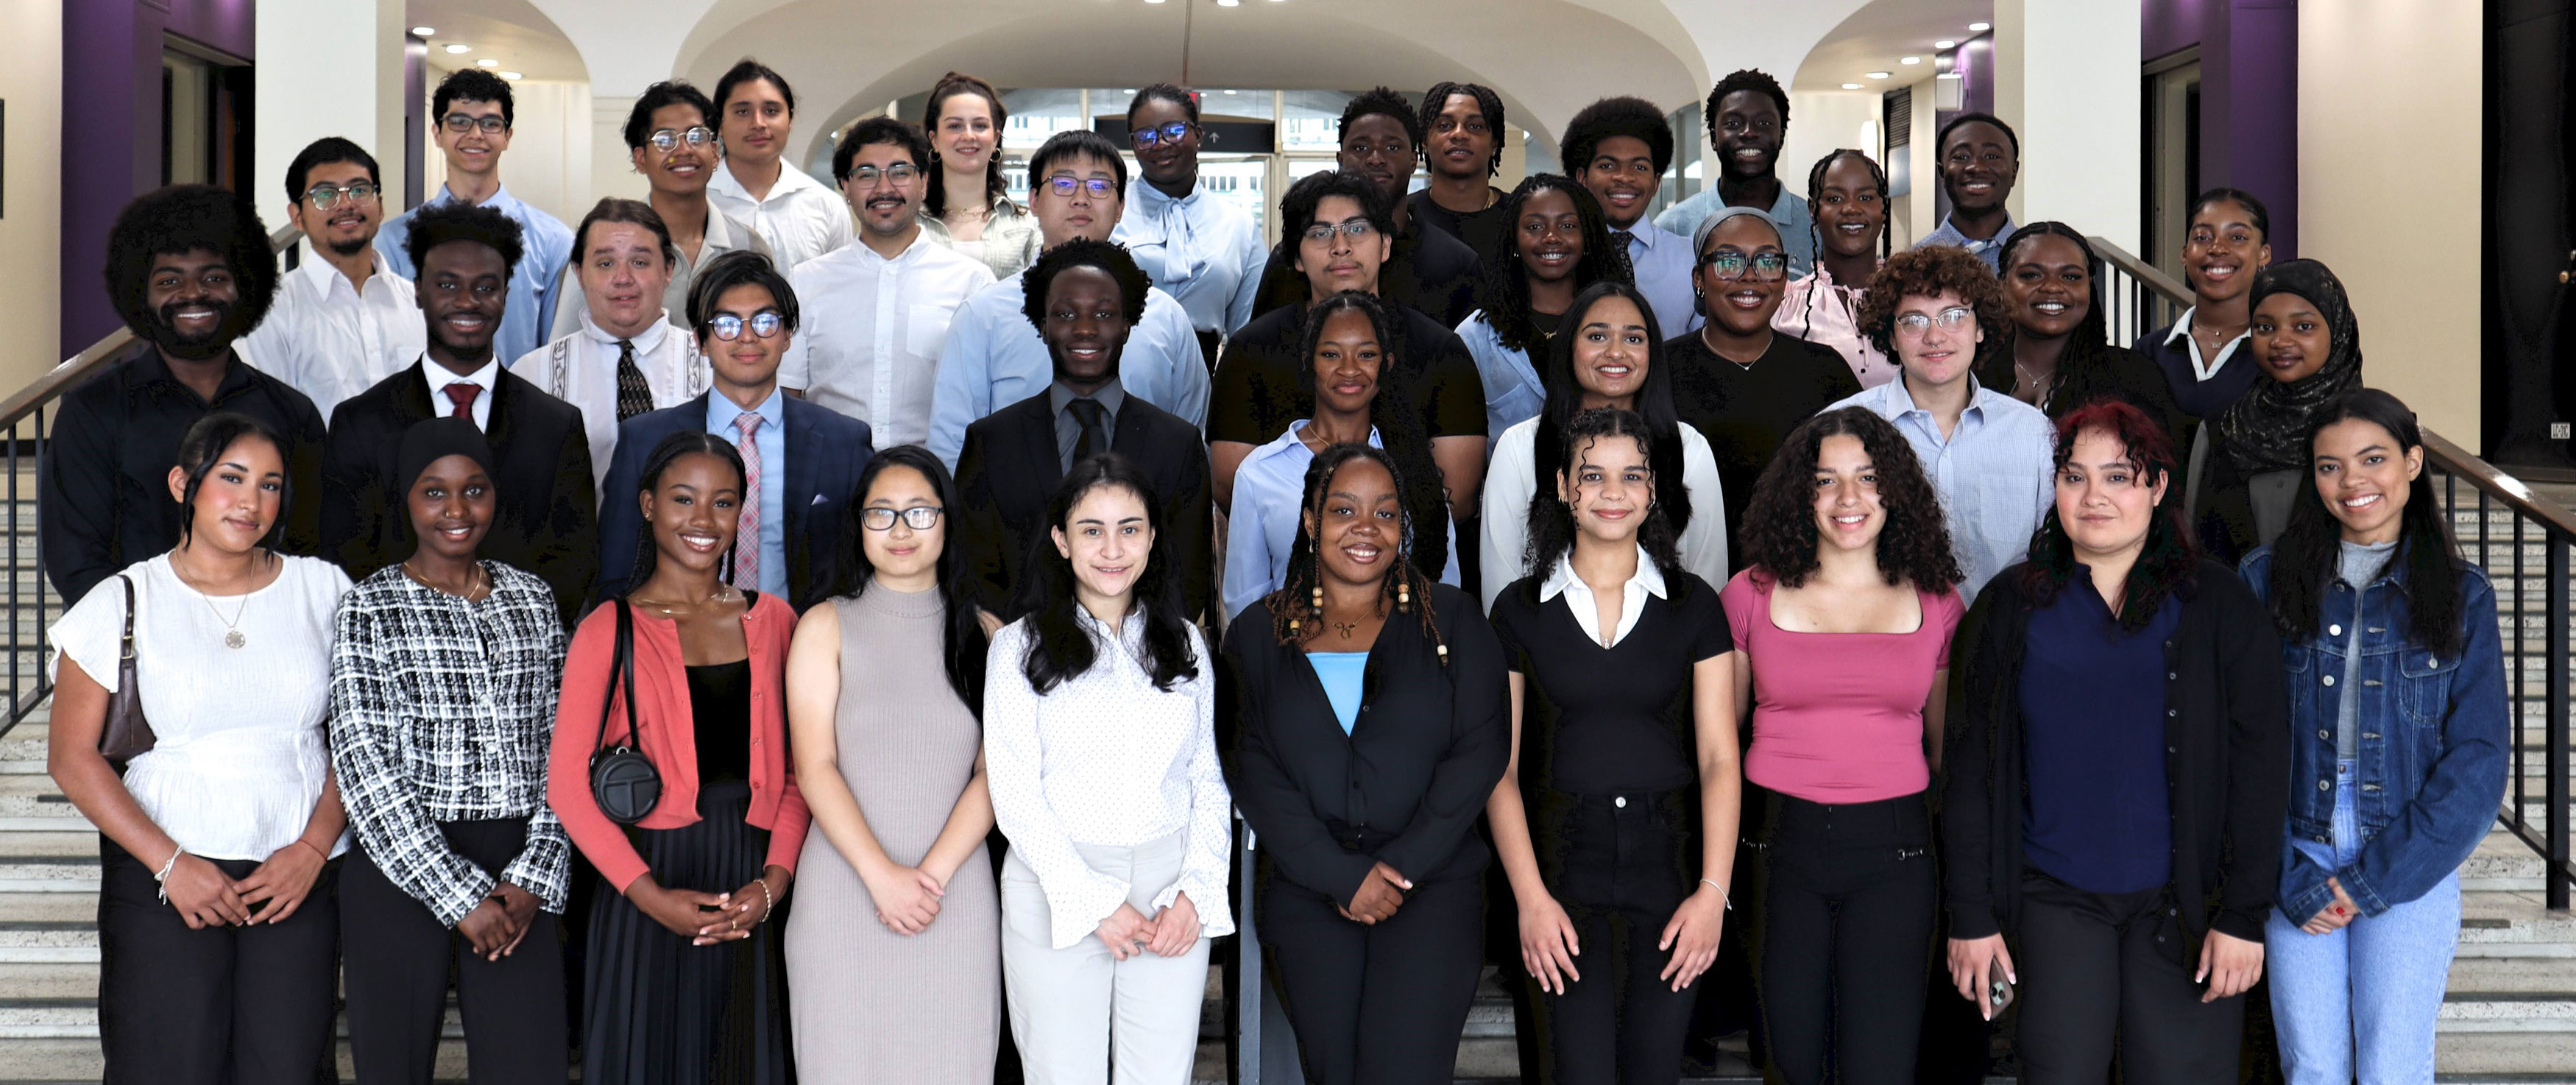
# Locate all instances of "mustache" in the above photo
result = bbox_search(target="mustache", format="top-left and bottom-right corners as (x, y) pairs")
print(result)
(149, 298), (241, 358)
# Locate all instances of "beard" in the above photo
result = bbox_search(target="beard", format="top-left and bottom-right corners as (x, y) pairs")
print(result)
(327, 233), (372, 258)
(145, 298), (242, 362)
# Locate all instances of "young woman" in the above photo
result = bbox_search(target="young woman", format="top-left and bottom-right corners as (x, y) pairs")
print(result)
(1776, 149), (1894, 388)
(47, 413), (352, 1084)
(1222, 443), (1510, 1084)
(331, 418), (570, 1083)
(784, 445), (999, 1083)
(984, 453), (1232, 1085)
(2137, 188), (2274, 425)
(549, 431), (808, 1084)
(1485, 408), (1741, 1085)
(2198, 259), (2365, 564)
(1976, 222), (2186, 450)
(2243, 389), (2508, 1085)
(1459, 173), (1632, 440)
(919, 71), (1041, 280)
(1480, 280), (1727, 610)
(1722, 406), (1963, 1085)
(1945, 400), (2290, 1085)
(1113, 83), (1267, 357)
(1226, 291), (1456, 618)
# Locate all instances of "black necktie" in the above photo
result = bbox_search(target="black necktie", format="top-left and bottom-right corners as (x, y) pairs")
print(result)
(615, 339), (652, 421)
(1069, 398), (1109, 463)
(1612, 229), (1637, 257)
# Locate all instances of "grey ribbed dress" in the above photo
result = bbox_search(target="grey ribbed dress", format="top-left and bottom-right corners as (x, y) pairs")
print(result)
(785, 586), (998, 1084)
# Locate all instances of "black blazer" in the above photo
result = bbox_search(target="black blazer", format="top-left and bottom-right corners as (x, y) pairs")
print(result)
(1942, 559), (2290, 948)
(321, 361), (597, 628)
(592, 392), (874, 613)
(953, 389), (1213, 622)
(1218, 584), (1508, 904)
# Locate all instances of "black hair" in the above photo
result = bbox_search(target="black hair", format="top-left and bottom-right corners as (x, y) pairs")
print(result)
(623, 80), (717, 149)
(1787, 149), (1894, 342)
(1128, 83), (1200, 124)
(1739, 406), (1964, 592)
(921, 71), (1011, 217)
(403, 201), (526, 284)
(572, 197), (678, 267)
(1936, 111), (2020, 158)
(1277, 169), (1396, 244)
(1703, 68), (1789, 144)
(1262, 443), (1451, 665)
(282, 137), (380, 205)
(1561, 95), (1674, 177)
(1994, 222), (2112, 405)
(1294, 291), (1449, 582)
(1015, 453), (1200, 693)
(625, 431), (749, 593)
(105, 184), (280, 339)
(1025, 130), (1129, 196)
(1419, 82), (1508, 177)
(835, 116), (933, 183)
(171, 411), (291, 551)
(687, 250), (799, 334)
(433, 69), (515, 128)
(1521, 408), (1688, 598)
(712, 58), (796, 118)
(1475, 174), (1632, 354)
(2016, 399), (2200, 632)
(2188, 186), (2272, 243)
(831, 445), (990, 717)
(1018, 238), (1151, 331)
(1338, 86), (1423, 150)
(1523, 281), (1693, 578)
(2266, 388), (2464, 660)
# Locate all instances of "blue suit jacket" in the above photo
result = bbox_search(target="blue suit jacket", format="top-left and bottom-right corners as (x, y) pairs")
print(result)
(595, 392), (873, 612)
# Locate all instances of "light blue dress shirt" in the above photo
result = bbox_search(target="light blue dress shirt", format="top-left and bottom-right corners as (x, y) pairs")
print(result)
(1306, 652), (1368, 734)
(1827, 376), (2057, 604)
(1616, 221), (1703, 339)
(1456, 312), (1544, 448)
(1914, 213), (2020, 271)
(705, 388), (789, 599)
(1112, 179), (1270, 336)
(1652, 185), (1816, 278)
(376, 184), (575, 367)
(1222, 420), (1459, 620)
(927, 275), (1211, 469)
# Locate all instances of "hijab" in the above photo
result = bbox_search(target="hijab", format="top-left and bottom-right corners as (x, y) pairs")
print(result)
(394, 416), (498, 498)
(2213, 258), (2363, 474)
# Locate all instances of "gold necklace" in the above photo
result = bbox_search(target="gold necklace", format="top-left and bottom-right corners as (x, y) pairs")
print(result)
(174, 551), (265, 649)
(402, 559), (490, 601)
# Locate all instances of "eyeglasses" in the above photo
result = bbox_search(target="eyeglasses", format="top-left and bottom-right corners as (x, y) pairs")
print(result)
(647, 126), (716, 153)
(1893, 307), (1976, 336)
(1301, 219), (1378, 245)
(705, 311), (786, 341)
(846, 163), (921, 186)
(860, 506), (946, 531)
(1130, 121), (1192, 149)
(303, 183), (380, 210)
(1696, 250), (1788, 282)
(1041, 174), (1119, 199)
(440, 113), (509, 135)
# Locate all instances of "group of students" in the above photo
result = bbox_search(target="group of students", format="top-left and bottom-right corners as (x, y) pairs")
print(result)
(36, 51), (2506, 1085)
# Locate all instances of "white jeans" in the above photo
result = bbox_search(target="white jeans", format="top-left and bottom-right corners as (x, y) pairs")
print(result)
(1001, 831), (1212, 1085)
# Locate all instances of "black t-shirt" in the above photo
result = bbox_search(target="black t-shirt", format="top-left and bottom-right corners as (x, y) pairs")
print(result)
(687, 658), (753, 785)
(1666, 331), (1862, 565)
(1489, 570), (1732, 795)
(1245, 219), (1482, 331)
(1208, 302), (1487, 446)
(1406, 188), (1510, 266)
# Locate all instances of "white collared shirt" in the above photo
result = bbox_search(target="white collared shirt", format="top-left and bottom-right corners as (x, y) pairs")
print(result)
(238, 247), (428, 420)
(509, 312), (710, 490)
(1540, 545), (1668, 648)
(706, 158), (853, 271)
(423, 356), (502, 431)
(2164, 304), (2252, 384)
(779, 230), (995, 446)
(1479, 417), (1729, 611)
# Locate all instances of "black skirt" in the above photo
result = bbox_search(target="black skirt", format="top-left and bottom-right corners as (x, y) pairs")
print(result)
(582, 780), (793, 1084)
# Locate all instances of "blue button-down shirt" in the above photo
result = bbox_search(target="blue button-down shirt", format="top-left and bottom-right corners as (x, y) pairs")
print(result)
(1652, 185), (1816, 279)
(1913, 213), (2020, 272)
(1828, 376), (2056, 603)
(376, 184), (576, 367)
(1616, 221), (1703, 339)
(1457, 311), (1543, 449)
(1112, 179), (1269, 336)
(927, 275), (1211, 469)
(705, 387), (788, 599)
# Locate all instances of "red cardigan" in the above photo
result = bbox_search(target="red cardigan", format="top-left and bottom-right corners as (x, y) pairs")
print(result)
(548, 593), (810, 893)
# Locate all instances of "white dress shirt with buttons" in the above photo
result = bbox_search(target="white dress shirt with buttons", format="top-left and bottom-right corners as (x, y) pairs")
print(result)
(509, 311), (710, 491)
(706, 158), (854, 272)
(1111, 177), (1269, 335)
(422, 357), (500, 431)
(548, 206), (772, 339)
(1540, 545), (1667, 647)
(779, 231), (996, 447)
(237, 247), (428, 421)
(1828, 376), (2056, 604)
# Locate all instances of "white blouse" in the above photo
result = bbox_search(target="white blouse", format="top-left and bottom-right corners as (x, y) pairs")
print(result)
(1478, 415), (1730, 612)
(983, 610), (1234, 950)
(50, 554), (352, 862)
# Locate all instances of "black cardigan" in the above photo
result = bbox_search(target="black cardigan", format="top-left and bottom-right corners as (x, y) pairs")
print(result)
(1941, 558), (2290, 947)
(1217, 584), (1510, 905)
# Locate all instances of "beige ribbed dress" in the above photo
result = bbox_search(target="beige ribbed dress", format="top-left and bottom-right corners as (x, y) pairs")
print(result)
(785, 586), (998, 1084)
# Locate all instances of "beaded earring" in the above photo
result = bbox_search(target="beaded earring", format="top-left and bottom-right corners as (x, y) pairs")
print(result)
(1311, 584), (1324, 610)
(1397, 577), (1410, 609)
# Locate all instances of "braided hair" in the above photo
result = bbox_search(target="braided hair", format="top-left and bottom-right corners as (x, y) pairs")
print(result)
(1791, 149), (1892, 351)
(625, 431), (748, 595)
(1520, 408), (1687, 603)
(1262, 443), (1450, 668)
(1473, 174), (1634, 355)
(1418, 81), (1508, 177)
(1295, 291), (1449, 581)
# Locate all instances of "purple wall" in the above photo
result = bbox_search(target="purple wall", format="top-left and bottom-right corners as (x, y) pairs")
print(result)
(2142, 0), (2299, 258)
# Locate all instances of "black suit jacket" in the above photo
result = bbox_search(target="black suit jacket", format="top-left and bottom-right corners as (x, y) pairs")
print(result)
(321, 361), (598, 627)
(954, 390), (1213, 622)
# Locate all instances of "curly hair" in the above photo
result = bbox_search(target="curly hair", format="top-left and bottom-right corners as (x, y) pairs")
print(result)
(2016, 399), (2200, 630)
(922, 71), (1011, 216)
(1261, 443), (1450, 665)
(1738, 407), (1963, 592)
(1475, 174), (1632, 354)
(1520, 408), (1686, 599)
(105, 184), (280, 342)
(1855, 243), (2009, 358)
(1016, 453), (1200, 693)
(1560, 96), (1673, 177)
(1295, 292), (1448, 580)
(1339, 86), (1423, 151)
(834, 116), (932, 182)
(403, 201), (526, 285)
(1703, 68), (1789, 144)
(1019, 238), (1151, 332)
(1419, 81), (1508, 177)
(434, 69), (516, 127)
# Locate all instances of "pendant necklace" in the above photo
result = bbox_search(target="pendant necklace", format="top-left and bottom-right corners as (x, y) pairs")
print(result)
(196, 584), (250, 649)
(1331, 621), (1359, 640)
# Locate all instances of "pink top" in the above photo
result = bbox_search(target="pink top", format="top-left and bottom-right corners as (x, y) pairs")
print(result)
(1774, 267), (1897, 389)
(1719, 569), (1964, 804)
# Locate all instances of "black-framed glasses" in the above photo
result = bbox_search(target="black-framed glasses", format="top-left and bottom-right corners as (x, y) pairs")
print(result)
(440, 113), (509, 134)
(846, 163), (921, 186)
(304, 183), (381, 210)
(647, 126), (716, 153)
(1697, 250), (1788, 282)
(1041, 174), (1119, 199)
(705, 311), (786, 341)
(860, 506), (946, 531)
(1301, 219), (1377, 245)
(1893, 307), (1976, 336)
(1130, 121), (1193, 149)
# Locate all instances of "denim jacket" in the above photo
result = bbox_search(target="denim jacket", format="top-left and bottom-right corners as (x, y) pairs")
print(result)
(2239, 545), (2509, 922)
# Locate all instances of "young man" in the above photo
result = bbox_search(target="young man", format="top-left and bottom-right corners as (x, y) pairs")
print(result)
(551, 80), (774, 338)
(927, 130), (1208, 468)
(1653, 69), (1818, 278)
(1913, 112), (2022, 270)
(325, 202), (596, 628)
(704, 60), (852, 271)
(950, 238), (1212, 621)
(1409, 82), (1514, 262)
(512, 198), (710, 492)
(779, 117), (994, 448)
(376, 69), (575, 366)
(1245, 86), (1482, 329)
(594, 251), (874, 613)
(240, 138), (428, 420)
(1110, 84), (1269, 359)
(1564, 96), (1701, 336)
(42, 185), (329, 605)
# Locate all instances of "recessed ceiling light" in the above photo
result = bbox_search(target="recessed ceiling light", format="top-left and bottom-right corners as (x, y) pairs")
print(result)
(500, 71), (523, 80)
(1841, 83), (1863, 90)
(1222, 88), (1237, 94)
(1934, 39), (1957, 48)
(1970, 21), (1991, 31)
(476, 58), (499, 68)
(1866, 71), (1892, 79)
(1900, 56), (1922, 65)
(410, 26), (436, 36)
(1217, 0), (1240, 6)
(443, 43), (471, 54)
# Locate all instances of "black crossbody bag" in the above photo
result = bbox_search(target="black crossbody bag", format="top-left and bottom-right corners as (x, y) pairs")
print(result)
(587, 600), (662, 824)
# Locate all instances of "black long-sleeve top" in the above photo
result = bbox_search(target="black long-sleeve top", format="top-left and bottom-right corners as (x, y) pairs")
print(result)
(1218, 583), (1509, 905)
(40, 344), (328, 607)
(1942, 559), (2290, 947)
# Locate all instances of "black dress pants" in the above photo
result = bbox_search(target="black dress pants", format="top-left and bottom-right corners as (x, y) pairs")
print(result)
(1262, 872), (1485, 1085)
(1529, 791), (1702, 1085)
(1749, 791), (1933, 1085)
(2013, 872), (2246, 1085)
(96, 836), (339, 1085)
(342, 817), (568, 1085)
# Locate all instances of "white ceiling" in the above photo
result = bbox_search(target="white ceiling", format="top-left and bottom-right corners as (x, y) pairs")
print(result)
(1792, 0), (1992, 93)
(407, 0), (590, 82)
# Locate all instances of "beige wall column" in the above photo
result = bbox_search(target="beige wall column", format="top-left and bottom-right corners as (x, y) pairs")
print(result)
(0, 3), (63, 387)
(592, 94), (651, 207)
(1994, 0), (2143, 251)
(252, 0), (408, 234)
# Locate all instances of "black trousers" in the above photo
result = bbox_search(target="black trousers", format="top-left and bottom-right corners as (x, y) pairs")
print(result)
(96, 835), (339, 1085)
(1261, 872), (1484, 1085)
(2013, 872), (2246, 1085)
(1749, 791), (1934, 1085)
(1528, 790), (1702, 1085)
(342, 817), (568, 1085)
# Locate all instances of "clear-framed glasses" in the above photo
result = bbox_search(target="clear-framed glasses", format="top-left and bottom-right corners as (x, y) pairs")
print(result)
(1041, 174), (1119, 199)
(846, 163), (921, 186)
(860, 506), (946, 531)
(1893, 306), (1976, 336)
(647, 126), (716, 153)
(1130, 121), (1193, 149)
(440, 113), (508, 135)
(1301, 219), (1378, 245)
(1696, 250), (1788, 282)
(705, 311), (786, 341)
(304, 182), (381, 210)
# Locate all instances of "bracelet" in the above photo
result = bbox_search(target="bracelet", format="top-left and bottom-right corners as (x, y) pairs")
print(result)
(756, 878), (776, 922)
(1699, 877), (1733, 910)
(293, 839), (327, 862)
(154, 848), (183, 905)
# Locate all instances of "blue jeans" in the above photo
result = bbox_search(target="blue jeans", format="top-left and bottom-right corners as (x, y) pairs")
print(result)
(2266, 759), (2459, 1084)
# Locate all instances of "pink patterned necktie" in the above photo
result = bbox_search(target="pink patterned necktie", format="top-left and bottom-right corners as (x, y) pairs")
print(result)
(730, 413), (762, 590)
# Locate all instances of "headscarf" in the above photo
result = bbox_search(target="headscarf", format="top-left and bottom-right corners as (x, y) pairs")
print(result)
(1691, 204), (1783, 255)
(2213, 258), (2363, 474)
(394, 416), (497, 499)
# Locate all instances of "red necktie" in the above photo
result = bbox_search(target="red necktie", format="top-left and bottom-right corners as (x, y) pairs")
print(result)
(444, 381), (481, 422)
